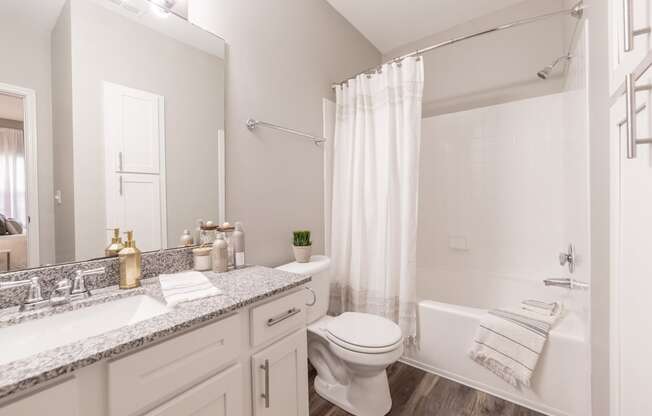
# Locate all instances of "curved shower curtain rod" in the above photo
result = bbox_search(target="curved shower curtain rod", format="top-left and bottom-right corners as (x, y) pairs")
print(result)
(332, 1), (585, 87)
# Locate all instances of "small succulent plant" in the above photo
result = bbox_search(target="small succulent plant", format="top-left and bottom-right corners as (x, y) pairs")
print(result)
(293, 230), (312, 247)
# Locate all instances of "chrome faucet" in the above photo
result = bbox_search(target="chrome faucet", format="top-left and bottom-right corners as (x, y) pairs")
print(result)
(50, 267), (106, 306)
(0, 276), (48, 311)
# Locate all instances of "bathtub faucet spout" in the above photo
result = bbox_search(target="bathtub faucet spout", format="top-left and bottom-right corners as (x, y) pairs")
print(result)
(543, 278), (589, 290)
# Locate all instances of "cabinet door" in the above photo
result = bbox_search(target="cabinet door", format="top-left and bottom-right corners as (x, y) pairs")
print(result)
(251, 328), (308, 416)
(106, 172), (165, 252)
(103, 81), (164, 174)
(145, 364), (242, 416)
(609, 0), (652, 94)
(0, 379), (78, 416)
(610, 70), (652, 416)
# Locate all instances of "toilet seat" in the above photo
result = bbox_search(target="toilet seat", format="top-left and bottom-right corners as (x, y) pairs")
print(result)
(325, 312), (403, 354)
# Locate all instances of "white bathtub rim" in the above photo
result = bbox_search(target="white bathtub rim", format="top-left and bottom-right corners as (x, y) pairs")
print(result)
(399, 356), (570, 416)
(417, 299), (586, 343)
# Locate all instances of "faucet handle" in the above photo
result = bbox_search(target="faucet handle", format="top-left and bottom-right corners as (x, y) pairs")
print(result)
(71, 267), (106, 297)
(24, 276), (44, 304)
(18, 276), (47, 311)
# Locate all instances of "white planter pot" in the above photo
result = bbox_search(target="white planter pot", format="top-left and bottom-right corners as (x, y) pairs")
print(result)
(293, 245), (312, 263)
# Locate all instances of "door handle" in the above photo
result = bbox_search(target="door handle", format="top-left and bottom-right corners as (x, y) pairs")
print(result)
(260, 359), (270, 408)
(119, 175), (123, 196)
(118, 151), (124, 171)
(624, 73), (652, 159)
(623, 0), (651, 52)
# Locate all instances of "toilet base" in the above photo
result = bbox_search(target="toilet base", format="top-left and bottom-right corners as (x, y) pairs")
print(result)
(313, 372), (392, 416)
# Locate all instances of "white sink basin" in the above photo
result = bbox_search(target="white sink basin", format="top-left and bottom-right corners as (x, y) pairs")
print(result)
(0, 295), (169, 366)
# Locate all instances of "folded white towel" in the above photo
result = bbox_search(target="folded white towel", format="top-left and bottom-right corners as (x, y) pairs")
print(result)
(159, 271), (222, 307)
(469, 307), (561, 388)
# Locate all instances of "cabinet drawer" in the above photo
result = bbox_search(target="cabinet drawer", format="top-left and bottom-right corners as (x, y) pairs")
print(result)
(144, 364), (242, 416)
(108, 314), (240, 416)
(250, 290), (306, 347)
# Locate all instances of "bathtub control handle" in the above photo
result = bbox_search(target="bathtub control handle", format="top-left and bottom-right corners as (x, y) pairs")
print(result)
(543, 278), (589, 290)
(559, 244), (576, 273)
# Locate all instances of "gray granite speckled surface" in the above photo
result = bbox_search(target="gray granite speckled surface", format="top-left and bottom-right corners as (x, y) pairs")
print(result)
(0, 266), (310, 399)
(0, 247), (194, 309)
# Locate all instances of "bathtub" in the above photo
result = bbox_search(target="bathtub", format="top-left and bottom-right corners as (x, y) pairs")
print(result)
(402, 300), (589, 416)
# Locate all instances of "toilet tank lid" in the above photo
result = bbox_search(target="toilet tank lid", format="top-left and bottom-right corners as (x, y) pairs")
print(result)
(275, 255), (331, 276)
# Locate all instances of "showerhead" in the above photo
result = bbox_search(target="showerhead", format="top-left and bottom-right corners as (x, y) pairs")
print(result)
(537, 54), (572, 80)
(537, 66), (553, 80)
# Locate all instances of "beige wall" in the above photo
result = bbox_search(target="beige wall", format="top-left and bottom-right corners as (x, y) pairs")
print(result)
(0, 17), (55, 266)
(383, 0), (568, 117)
(51, 1), (76, 263)
(189, 0), (381, 266)
(68, 0), (225, 259)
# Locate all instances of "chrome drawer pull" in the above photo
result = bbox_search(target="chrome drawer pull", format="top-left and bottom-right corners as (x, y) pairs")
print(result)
(624, 0), (651, 52)
(260, 359), (270, 408)
(266, 307), (300, 327)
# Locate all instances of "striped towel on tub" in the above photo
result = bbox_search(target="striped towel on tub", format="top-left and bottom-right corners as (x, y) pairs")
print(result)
(468, 307), (560, 388)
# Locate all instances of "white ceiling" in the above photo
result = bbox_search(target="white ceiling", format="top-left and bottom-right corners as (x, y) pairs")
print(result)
(0, 0), (67, 32)
(325, 0), (529, 53)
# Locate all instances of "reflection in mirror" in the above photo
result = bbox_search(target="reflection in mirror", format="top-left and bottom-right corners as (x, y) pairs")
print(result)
(0, 0), (225, 273)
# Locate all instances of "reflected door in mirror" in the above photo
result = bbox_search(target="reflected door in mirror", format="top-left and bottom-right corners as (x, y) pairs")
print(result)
(104, 83), (166, 252)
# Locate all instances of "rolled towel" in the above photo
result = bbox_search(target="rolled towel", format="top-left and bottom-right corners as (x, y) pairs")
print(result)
(159, 271), (223, 307)
(520, 299), (560, 316)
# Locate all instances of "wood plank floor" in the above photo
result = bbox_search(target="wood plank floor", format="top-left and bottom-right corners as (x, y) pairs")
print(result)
(309, 361), (545, 416)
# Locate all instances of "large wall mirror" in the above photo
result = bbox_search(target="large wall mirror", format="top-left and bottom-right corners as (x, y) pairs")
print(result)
(0, 0), (225, 272)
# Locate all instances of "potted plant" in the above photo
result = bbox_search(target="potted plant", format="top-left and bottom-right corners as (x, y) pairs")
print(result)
(292, 230), (312, 263)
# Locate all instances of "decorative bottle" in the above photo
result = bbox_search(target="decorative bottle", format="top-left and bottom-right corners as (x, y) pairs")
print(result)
(211, 233), (229, 273)
(232, 222), (245, 268)
(119, 231), (142, 289)
(105, 228), (124, 257)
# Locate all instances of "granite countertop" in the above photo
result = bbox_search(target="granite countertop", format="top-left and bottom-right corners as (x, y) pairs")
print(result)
(0, 266), (310, 400)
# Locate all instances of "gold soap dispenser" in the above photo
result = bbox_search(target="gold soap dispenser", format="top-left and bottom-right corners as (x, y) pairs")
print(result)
(105, 228), (125, 257)
(119, 230), (142, 289)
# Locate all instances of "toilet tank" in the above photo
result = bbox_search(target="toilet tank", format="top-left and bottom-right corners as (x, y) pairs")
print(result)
(275, 255), (331, 324)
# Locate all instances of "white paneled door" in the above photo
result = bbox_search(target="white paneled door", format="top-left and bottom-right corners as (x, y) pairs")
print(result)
(610, 76), (652, 416)
(251, 329), (309, 416)
(104, 82), (166, 251)
(114, 174), (164, 252)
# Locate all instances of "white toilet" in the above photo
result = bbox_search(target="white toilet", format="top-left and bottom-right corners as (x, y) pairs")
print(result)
(276, 256), (403, 416)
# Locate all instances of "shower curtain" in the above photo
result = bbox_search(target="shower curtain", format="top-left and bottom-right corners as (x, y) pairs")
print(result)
(327, 57), (424, 341)
(0, 127), (26, 227)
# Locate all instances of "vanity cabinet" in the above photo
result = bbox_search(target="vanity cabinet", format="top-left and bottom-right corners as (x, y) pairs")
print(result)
(144, 364), (242, 416)
(251, 329), (309, 416)
(0, 379), (78, 416)
(0, 288), (310, 416)
(108, 314), (241, 416)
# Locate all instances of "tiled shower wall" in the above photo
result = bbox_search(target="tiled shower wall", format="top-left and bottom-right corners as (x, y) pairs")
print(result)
(417, 37), (589, 320)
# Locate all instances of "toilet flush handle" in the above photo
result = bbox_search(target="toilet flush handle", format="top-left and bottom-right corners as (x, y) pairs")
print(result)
(304, 286), (316, 306)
